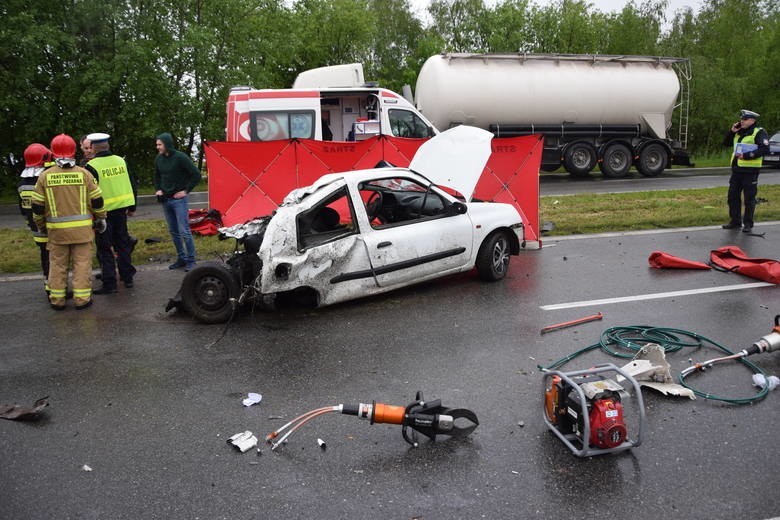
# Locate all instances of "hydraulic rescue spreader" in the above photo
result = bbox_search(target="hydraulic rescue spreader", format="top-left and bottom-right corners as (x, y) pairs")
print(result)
(266, 391), (479, 450)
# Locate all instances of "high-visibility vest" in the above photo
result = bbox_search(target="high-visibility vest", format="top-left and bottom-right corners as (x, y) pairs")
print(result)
(88, 155), (135, 211)
(733, 127), (764, 168)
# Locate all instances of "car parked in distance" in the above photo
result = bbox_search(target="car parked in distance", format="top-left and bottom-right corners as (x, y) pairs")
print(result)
(763, 131), (780, 169)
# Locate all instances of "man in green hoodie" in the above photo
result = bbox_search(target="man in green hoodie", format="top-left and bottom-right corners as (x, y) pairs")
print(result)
(154, 133), (201, 270)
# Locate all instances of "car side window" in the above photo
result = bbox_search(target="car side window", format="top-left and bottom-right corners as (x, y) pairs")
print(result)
(297, 187), (357, 250)
(388, 109), (432, 139)
(359, 177), (447, 229)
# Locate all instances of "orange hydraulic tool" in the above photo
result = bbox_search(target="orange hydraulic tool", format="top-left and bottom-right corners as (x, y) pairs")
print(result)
(265, 391), (479, 449)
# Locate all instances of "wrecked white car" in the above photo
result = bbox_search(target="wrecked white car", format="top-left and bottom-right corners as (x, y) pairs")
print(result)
(168, 127), (528, 323)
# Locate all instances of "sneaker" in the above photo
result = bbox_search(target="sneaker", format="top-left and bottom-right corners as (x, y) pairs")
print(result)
(721, 222), (741, 229)
(185, 262), (197, 272)
(124, 279), (134, 288)
(50, 303), (65, 311)
(742, 226), (753, 233)
(94, 286), (118, 295)
(75, 299), (93, 310)
(169, 259), (187, 270)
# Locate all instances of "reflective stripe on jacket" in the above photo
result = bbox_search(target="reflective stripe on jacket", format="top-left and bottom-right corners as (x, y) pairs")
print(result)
(33, 166), (105, 244)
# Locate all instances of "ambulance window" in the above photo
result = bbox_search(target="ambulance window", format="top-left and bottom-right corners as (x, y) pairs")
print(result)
(251, 111), (315, 141)
(388, 109), (432, 138)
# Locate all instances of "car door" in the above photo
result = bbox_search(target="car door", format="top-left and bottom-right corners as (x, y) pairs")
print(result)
(352, 176), (473, 288)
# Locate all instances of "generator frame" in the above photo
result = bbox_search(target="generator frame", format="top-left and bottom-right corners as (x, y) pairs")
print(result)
(542, 363), (646, 457)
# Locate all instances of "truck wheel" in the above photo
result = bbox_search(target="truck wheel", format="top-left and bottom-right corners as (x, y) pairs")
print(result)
(180, 263), (240, 324)
(564, 143), (596, 176)
(637, 143), (668, 177)
(599, 143), (632, 178)
(476, 231), (511, 281)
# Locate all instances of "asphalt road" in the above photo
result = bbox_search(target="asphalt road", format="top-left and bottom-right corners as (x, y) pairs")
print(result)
(0, 222), (778, 519)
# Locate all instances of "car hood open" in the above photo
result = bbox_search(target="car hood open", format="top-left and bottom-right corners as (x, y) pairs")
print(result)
(409, 125), (493, 200)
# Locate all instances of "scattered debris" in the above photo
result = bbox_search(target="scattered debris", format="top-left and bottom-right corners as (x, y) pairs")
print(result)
(753, 374), (779, 391)
(82, 465), (93, 472)
(267, 415), (284, 420)
(0, 397), (49, 421)
(227, 431), (259, 452)
(517, 421), (525, 428)
(541, 313), (603, 335)
(317, 438), (326, 449)
(242, 393), (263, 407)
(618, 344), (695, 399)
(143, 237), (162, 244)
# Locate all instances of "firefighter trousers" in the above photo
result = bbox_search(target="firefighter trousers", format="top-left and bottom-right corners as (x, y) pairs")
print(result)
(48, 242), (93, 308)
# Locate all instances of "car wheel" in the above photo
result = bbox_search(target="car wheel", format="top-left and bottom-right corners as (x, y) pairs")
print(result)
(637, 143), (668, 177)
(180, 263), (240, 324)
(476, 231), (511, 281)
(599, 142), (632, 178)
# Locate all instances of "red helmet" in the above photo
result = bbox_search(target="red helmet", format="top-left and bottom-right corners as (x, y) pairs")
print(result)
(50, 134), (77, 159)
(23, 143), (53, 167)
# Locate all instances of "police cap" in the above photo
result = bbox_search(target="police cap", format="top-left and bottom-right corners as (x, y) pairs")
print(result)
(86, 132), (111, 143)
(740, 109), (760, 120)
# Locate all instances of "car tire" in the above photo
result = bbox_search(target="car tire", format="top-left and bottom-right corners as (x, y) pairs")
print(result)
(599, 142), (632, 178)
(180, 262), (240, 324)
(476, 231), (511, 281)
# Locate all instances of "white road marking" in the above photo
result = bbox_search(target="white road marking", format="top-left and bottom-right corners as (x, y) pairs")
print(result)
(541, 282), (774, 310)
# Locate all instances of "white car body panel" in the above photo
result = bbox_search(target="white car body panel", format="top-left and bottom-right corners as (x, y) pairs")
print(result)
(240, 168), (523, 307)
(409, 126), (493, 201)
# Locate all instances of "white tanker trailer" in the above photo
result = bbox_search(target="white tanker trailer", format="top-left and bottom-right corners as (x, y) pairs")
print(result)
(414, 53), (692, 177)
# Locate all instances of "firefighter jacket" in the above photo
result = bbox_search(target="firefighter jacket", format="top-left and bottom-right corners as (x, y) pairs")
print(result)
(18, 166), (48, 243)
(31, 165), (106, 245)
(86, 151), (136, 212)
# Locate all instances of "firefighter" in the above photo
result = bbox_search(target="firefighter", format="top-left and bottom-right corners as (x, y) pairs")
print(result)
(85, 132), (137, 293)
(31, 134), (107, 310)
(18, 143), (53, 294)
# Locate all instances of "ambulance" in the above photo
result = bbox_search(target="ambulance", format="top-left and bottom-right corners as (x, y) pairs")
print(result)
(225, 63), (437, 143)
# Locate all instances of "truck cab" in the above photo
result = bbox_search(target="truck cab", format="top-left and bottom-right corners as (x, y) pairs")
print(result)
(226, 64), (436, 143)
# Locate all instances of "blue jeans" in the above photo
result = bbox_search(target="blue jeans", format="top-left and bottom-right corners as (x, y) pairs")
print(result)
(162, 196), (196, 264)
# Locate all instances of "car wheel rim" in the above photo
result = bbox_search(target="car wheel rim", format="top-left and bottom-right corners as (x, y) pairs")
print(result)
(492, 238), (509, 274)
(609, 151), (628, 170)
(196, 275), (228, 310)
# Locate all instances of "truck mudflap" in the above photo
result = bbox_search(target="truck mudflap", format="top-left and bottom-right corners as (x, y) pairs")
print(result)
(671, 149), (694, 167)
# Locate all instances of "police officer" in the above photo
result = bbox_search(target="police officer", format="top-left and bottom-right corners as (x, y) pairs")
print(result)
(85, 132), (137, 293)
(31, 134), (107, 310)
(722, 109), (770, 233)
(18, 143), (53, 294)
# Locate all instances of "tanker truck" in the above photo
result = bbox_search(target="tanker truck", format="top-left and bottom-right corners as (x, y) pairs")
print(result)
(414, 53), (692, 177)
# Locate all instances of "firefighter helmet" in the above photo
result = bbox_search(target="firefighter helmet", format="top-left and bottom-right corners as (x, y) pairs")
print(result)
(50, 134), (77, 159)
(23, 143), (52, 167)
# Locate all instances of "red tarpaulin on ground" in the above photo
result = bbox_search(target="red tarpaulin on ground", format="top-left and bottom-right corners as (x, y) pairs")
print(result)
(206, 135), (542, 242)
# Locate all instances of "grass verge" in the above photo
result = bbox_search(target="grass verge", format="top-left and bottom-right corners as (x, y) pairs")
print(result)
(1, 185), (778, 274)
